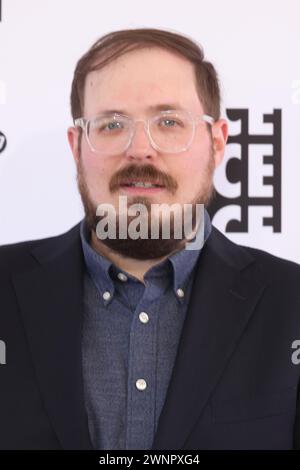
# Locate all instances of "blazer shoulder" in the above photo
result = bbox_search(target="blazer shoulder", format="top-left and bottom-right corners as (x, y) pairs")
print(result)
(232, 239), (300, 288)
(243, 244), (300, 276)
(0, 222), (81, 276)
(210, 226), (300, 281)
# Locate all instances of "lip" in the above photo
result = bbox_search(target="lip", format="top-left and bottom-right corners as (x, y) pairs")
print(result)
(119, 184), (166, 194)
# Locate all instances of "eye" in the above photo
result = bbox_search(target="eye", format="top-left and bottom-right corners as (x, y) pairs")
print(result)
(160, 118), (178, 127)
(101, 120), (123, 131)
(160, 118), (180, 128)
(157, 114), (185, 129)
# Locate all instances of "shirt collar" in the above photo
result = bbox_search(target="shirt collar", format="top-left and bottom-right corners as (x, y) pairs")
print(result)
(80, 208), (212, 306)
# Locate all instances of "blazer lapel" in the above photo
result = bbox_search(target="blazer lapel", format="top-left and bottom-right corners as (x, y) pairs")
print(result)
(152, 227), (269, 450)
(12, 223), (93, 450)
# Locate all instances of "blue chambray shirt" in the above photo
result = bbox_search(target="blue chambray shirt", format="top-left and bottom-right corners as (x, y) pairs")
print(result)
(80, 209), (212, 450)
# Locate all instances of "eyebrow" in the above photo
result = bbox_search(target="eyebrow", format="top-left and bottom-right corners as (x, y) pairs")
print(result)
(95, 103), (185, 116)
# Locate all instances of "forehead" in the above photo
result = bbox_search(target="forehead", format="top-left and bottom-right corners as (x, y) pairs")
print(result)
(83, 47), (203, 117)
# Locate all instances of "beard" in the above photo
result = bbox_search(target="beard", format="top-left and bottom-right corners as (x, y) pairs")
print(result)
(76, 149), (215, 260)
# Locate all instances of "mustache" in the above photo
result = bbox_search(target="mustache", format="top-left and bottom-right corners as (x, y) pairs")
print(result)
(109, 163), (178, 194)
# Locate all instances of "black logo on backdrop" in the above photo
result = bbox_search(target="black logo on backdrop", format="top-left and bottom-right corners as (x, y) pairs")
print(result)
(208, 109), (281, 233)
(0, 131), (6, 153)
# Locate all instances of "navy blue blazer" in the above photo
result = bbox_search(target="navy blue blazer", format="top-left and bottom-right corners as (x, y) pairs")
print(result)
(0, 222), (300, 450)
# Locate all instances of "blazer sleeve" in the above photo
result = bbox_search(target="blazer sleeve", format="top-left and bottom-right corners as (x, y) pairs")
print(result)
(293, 380), (300, 448)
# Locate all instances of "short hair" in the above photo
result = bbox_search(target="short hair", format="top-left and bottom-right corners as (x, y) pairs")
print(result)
(70, 28), (221, 121)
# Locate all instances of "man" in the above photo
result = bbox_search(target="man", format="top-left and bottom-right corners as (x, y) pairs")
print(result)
(0, 28), (300, 450)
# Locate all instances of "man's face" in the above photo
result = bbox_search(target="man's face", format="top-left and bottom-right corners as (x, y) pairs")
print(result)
(68, 47), (228, 259)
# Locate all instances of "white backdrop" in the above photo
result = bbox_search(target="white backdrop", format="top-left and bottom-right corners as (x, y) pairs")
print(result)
(1, 0), (300, 263)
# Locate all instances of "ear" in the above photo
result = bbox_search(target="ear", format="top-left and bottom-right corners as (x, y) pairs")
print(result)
(211, 118), (228, 168)
(67, 126), (81, 165)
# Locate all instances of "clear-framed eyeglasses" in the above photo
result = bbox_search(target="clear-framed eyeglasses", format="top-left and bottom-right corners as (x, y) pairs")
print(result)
(74, 109), (214, 155)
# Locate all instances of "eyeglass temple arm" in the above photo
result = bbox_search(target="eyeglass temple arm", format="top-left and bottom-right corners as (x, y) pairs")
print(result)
(201, 114), (215, 125)
(74, 118), (86, 128)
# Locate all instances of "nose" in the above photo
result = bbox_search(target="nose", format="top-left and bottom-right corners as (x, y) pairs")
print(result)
(124, 119), (158, 160)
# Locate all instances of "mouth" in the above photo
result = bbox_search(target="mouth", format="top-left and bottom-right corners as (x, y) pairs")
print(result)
(119, 180), (166, 194)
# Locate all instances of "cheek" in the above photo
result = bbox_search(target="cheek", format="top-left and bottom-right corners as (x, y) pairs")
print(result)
(178, 153), (207, 182)
(175, 151), (213, 197)
(80, 150), (108, 194)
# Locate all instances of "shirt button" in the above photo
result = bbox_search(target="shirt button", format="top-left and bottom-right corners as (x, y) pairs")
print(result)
(136, 378), (147, 391)
(117, 272), (128, 282)
(103, 291), (111, 301)
(139, 311), (149, 324)
(176, 288), (185, 298)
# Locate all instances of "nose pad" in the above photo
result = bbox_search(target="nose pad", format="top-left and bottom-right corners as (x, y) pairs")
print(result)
(127, 119), (152, 151)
